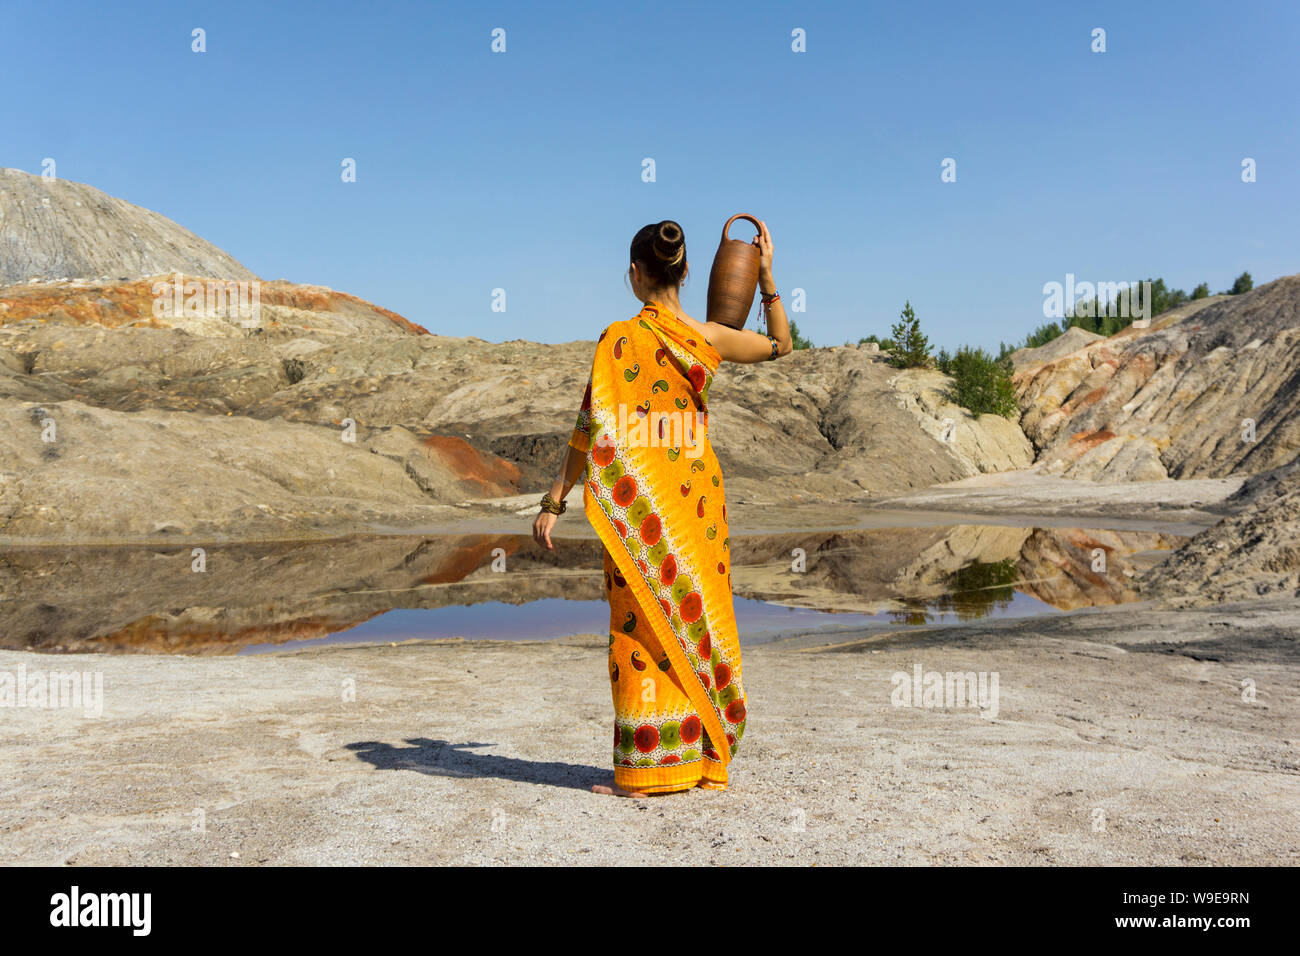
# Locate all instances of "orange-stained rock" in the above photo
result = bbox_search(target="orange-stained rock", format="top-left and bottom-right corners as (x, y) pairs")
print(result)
(423, 434), (521, 497)
(0, 275), (427, 336)
(1011, 278), (1300, 481)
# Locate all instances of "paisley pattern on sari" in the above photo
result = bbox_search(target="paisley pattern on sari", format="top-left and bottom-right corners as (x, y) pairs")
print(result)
(569, 300), (746, 793)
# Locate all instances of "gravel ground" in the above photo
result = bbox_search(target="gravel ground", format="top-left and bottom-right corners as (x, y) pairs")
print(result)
(2, 597), (1296, 866)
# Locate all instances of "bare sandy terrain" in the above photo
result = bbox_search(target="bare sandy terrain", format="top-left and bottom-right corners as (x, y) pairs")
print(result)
(862, 471), (1245, 525)
(3, 597), (1295, 866)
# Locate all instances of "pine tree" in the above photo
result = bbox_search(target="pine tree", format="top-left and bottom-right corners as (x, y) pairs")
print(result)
(889, 300), (931, 368)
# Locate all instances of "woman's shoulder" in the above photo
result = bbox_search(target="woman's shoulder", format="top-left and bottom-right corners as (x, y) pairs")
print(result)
(596, 316), (636, 342)
(598, 308), (655, 339)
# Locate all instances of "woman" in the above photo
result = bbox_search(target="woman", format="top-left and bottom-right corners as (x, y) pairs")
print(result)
(532, 219), (793, 796)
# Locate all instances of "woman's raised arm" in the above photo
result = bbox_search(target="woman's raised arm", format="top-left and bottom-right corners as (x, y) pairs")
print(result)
(705, 320), (791, 364)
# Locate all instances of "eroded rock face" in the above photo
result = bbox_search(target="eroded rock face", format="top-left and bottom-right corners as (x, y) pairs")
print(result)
(1012, 278), (1300, 482)
(0, 271), (517, 539)
(0, 171), (1039, 541)
(699, 348), (1033, 505)
(0, 168), (257, 285)
(0, 399), (486, 541)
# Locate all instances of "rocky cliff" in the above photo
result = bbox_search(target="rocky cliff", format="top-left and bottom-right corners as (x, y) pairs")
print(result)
(1012, 278), (1300, 482)
(0, 173), (1032, 541)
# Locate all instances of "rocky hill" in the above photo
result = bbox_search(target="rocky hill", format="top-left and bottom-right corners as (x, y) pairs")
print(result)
(0, 279), (1033, 540)
(0, 174), (1033, 540)
(1012, 279), (1300, 482)
(0, 168), (256, 285)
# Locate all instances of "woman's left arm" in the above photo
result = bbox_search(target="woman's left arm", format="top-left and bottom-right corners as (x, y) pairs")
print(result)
(534, 443), (584, 552)
(534, 379), (593, 551)
(550, 442), (586, 503)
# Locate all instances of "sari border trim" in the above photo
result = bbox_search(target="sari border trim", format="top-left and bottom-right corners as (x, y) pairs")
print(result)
(613, 757), (728, 793)
(613, 760), (702, 793)
(586, 493), (732, 769)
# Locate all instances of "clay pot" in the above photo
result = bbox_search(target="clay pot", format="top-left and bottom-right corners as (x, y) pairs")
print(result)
(706, 214), (761, 330)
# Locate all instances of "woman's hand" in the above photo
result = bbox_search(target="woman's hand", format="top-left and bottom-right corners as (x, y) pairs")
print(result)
(751, 219), (774, 278)
(533, 509), (558, 551)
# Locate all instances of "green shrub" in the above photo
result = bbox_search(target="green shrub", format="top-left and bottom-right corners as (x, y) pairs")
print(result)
(946, 345), (1018, 418)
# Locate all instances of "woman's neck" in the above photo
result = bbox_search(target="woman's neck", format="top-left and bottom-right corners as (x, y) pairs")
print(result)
(645, 289), (683, 314)
(643, 290), (714, 344)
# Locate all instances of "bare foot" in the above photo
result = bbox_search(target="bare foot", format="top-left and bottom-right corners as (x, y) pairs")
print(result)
(591, 782), (648, 798)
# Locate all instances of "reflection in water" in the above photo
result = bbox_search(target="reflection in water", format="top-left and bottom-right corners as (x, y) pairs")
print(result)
(890, 558), (1020, 625)
(0, 525), (1185, 655)
(239, 588), (1057, 655)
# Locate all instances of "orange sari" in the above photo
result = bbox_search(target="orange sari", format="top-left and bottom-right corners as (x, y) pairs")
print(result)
(568, 300), (747, 793)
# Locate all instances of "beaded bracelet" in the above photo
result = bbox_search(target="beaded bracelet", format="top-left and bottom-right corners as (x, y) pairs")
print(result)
(759, 290), (780, 336)
(540, 492), (566, 515)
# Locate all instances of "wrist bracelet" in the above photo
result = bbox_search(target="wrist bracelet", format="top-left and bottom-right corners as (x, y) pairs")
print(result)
(540, 493), (566, 515)
(760, 290), (779, 303)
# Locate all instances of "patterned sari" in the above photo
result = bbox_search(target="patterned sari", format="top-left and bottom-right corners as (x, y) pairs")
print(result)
(568, 300), (747, 793)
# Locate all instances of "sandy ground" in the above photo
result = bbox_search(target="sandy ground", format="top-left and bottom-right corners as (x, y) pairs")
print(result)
(868, 471), (1245, 512)
(2, 595), (1296, 866)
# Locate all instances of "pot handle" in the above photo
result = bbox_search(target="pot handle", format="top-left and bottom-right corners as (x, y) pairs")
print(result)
(721, 213), (761, 243)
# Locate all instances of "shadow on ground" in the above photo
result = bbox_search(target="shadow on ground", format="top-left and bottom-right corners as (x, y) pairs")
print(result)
(346, 737), (606, 790)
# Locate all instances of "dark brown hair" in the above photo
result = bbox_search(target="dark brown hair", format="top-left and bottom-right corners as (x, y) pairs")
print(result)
(630, 220), (688, 289)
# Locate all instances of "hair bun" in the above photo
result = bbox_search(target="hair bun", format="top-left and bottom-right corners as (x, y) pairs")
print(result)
(629, 219), (689, 288)
(652, 220), (685, 267)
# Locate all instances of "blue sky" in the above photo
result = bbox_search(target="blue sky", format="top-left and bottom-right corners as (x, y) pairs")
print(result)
(4, 0), (1297, 350)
